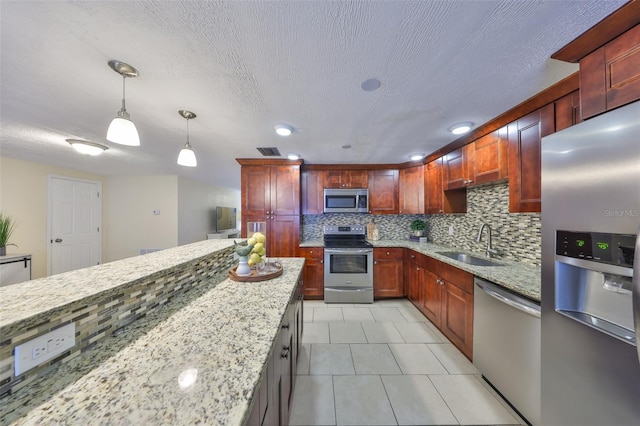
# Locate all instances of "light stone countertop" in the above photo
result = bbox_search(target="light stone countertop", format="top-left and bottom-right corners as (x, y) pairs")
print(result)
(0, 239), (235, 330)
(300, 239), (541, 301)
(3, 258), (305, 426)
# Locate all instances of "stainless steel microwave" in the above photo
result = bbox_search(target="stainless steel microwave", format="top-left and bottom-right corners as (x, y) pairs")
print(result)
(323, 188), (369, 213)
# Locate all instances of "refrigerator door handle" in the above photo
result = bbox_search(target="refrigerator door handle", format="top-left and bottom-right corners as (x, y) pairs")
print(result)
(633, 226), (640, 362)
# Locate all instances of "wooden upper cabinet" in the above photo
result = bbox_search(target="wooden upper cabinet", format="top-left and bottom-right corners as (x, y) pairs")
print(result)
(398, 166), (424, 214)
(469, 127), (509, 185)
(508, 103), (555, 213)
(443, 145), (472, 190)
(301, 170), (325, 215)
(425, 159), (444, 214)
(368, 169), (399, 214)
(324, 169), (368, 188)
(241, 166), (271, 217)
(270, 165), (300, 216)
(580, 24), (640, 119)
(555, 89), (582, 131)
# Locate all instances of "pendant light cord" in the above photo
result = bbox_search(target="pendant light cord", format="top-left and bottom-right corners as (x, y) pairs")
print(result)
(121, 75), (127, 112)
(185, 117), (191, 148)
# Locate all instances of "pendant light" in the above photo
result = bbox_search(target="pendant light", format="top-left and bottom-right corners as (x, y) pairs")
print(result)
(177, 110), (197, 167)
(106, 60), (140, 146)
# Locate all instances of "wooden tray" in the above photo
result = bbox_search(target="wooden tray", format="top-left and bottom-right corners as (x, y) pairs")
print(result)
(229, 263), (283, 282)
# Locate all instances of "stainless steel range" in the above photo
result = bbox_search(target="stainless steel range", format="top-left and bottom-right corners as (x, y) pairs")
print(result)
(323, 225), (374, 304)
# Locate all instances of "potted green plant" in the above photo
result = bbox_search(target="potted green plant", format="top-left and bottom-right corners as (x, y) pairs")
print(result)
(0, 212), (17, 256)
(410, 219), (426, 237)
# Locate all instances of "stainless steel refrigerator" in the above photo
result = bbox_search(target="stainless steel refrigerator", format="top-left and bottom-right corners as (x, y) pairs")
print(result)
(541, 100), (640, 425)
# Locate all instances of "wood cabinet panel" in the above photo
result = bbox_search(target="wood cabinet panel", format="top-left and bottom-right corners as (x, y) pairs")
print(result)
(299, 247), (324, 299)
(241, 166), (271, 217)
(301, 170), (325, 215)
(373, 248), (404, 298)
(270, 215), (300, 258)
(425, 159), (443, 214)
(442, 282), (474, 360)
(325, 169), (368, 188)
(399, 166), (425, 214)
(470, 128), (509, 185)
(443, 146), (471, 190)
(580, 24), (640, 119)
(271, 165), (300, 216)
(368, 169), (399, 214)
(555, 89), (582, 131)
(508, 103), (555, 213)
(422, 269), (443, 327)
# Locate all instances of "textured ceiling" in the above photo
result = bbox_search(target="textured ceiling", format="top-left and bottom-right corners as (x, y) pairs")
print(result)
(0, 1), (625, 190)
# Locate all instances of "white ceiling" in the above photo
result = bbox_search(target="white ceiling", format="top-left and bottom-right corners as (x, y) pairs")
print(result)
(0, 1), (625, 191)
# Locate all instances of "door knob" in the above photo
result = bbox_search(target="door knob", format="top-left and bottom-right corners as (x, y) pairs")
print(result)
(54, 238), (63, 243)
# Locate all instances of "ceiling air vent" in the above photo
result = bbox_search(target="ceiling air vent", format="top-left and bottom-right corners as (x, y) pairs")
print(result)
(256, 147), (281, 156)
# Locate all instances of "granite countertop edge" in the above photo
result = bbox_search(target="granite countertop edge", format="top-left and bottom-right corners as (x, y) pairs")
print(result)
(300, 239), (541, 302)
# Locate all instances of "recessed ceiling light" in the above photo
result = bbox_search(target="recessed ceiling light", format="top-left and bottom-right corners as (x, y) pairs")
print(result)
(274, 124), (293, 136)
(361, 78), (381, 92)
(410, 153), (425, 161)
(448, 122), (474, 135)
(287, 153), (300, 160)
(341, 144), (352, 149)
(66, 139), (109, 156)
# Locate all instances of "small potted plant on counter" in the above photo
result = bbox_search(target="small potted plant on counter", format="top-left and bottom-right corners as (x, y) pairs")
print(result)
(0, 212), (17, 256)
(410, 219), (426, 237)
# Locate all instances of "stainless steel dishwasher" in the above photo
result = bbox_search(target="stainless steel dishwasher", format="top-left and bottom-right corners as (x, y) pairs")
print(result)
(473, 277), (540, 425)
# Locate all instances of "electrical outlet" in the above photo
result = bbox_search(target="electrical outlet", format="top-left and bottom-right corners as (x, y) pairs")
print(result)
(14, 323), (75, 376)
(448, 225), (454, 235)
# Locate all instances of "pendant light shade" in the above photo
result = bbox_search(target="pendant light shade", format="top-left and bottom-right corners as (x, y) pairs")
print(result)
(107, 60), (140, 146)
(177, 110), (197, 167)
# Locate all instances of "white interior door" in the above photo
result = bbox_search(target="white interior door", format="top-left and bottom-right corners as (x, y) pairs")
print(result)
(48, 176), (102, 276)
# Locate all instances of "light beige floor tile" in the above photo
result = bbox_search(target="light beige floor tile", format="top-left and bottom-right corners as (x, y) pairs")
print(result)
(302, 322), (330, 344)
(429, 375), (519, 425)
(370, 307), (406, 322)
(350, 344), (401, 375)
(303, 307), (314, 322)
(373, 299), (406, 307)
(313, 307), (345, 322)
(382, 375), (458, 425)
(428, 343), (479, 374)
(393, 322), (442, 343)
(329, 322), (367, 343)
(342, 307), (375, 322)
(297, 343), (311, 375)
(422, 320), (448, 341)
(388, 344), (448, 375)
(362, 322), (405, 343)
(289, 375), (336, 426)
(324, 303), (356, 308)
(334, 375), (397, 425)
(396, 303), (428, 322)
(477, 376), (527, 425)
(304, 300), (328, 308)
(310, 344), (355, 375)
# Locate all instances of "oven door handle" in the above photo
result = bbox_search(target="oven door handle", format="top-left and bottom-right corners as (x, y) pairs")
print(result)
(325, 248), (373, 255)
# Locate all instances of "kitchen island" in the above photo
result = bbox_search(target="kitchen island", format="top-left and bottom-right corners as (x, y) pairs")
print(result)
(0, 240), (305, 426)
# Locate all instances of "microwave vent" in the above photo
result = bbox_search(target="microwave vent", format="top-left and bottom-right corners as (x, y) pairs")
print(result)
(256, 147), (281, 156)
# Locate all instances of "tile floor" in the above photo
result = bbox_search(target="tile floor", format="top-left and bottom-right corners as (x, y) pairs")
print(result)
(289, 299), (525, 426)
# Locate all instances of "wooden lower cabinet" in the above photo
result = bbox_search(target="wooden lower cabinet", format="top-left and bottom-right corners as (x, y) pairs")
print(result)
(244, 215), (300, 258)
(247, 280), (303, 426)
(373, 248), (404, 298)
(405, 251), (475, 361)
(299, 247), (324, 299)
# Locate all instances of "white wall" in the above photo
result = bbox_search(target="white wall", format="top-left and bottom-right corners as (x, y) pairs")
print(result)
(103, 175), (179, 262)
(177, 176), (240, 245)
(0, 157), (105, 279)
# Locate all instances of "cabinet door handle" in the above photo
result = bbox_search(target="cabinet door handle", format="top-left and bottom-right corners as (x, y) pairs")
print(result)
(320, 260), (324, 264)
(386, 251), (390, 256)
(374, 261), (377, 264)
(282, 323), (289, 330)
(281, 349), (290, 359)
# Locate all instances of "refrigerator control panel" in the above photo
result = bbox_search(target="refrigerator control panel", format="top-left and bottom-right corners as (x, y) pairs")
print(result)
(556, 230), (635, 267)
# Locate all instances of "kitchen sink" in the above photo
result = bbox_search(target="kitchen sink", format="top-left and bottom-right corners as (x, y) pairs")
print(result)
(436, 251), (504, 267)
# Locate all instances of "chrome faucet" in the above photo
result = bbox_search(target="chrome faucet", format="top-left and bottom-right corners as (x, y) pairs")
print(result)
(476, 222), (498, 258)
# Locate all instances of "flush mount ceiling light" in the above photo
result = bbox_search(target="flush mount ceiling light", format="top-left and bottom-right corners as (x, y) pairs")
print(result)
(66, 139), (109, 156)
(410, 153), (426, 161)
(448, 122), (474, 135)
(341, 144), (352, 149)
(287, 153), (301, 160)
(361, 78), (381, 92)
(177, 110), (197, 167)
(274, 124), (293, 136)
(106, 60), (140, 146)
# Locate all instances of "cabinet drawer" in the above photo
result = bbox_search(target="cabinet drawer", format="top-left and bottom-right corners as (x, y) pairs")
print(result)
(430, 257), (474, 294)
(299, 247), (324, 259)
(374, 247), (403, 260)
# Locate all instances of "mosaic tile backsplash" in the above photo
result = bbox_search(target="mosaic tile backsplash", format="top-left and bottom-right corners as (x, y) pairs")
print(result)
(302, 181), (541, 266)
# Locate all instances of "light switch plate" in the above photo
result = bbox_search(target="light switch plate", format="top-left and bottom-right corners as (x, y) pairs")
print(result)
(14, 323), (76, 376)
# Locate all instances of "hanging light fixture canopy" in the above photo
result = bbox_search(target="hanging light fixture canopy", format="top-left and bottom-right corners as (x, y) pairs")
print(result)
(66, 139), (109, 156)
(177, 110), (197, 167)
(106, 60), (140, 146)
